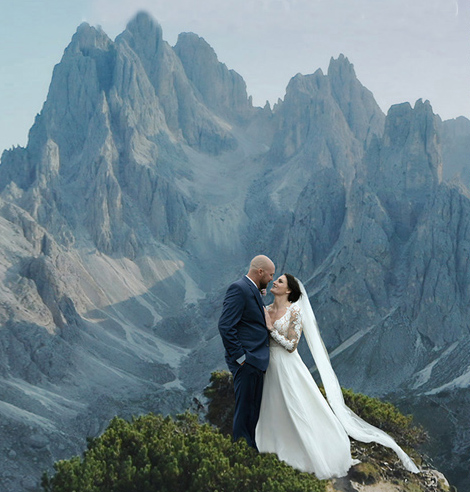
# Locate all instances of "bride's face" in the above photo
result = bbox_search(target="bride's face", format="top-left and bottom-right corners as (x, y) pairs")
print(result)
(270, 275), (291, 297)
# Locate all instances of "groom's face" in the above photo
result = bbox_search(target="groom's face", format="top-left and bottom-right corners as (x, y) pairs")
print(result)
(259, 265), (275, 291)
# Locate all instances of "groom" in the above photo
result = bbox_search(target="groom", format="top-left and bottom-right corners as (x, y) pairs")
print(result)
(218, 255), (275, 449)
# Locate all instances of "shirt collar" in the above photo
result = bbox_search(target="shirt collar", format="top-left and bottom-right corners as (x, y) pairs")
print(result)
(245, 275), (259, 290)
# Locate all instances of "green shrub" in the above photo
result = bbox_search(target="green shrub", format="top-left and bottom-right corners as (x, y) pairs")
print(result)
(42, 412), (325, 492)
(339, 388), (427, 447)
(204, 370), (235, 436)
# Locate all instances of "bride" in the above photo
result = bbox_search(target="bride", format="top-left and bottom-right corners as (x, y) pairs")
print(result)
(255, 273), (419, 479)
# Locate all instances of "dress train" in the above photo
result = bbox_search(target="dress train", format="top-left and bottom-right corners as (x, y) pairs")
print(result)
(256, 340), (353, 479)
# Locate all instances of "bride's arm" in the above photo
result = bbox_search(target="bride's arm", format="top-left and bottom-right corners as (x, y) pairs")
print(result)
(269, 305), (302, 353)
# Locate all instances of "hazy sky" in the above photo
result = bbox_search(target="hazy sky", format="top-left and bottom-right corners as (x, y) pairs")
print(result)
(1, 0), (468, 153)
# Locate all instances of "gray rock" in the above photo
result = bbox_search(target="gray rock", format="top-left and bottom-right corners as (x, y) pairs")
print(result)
(439, 115), (470, 188)
(174, 32), (253, 123)
(27, 433), (50, 449)
(327, 54), (385, 145)
(365, 99), (442, 240)
(117, 12), (237, 154)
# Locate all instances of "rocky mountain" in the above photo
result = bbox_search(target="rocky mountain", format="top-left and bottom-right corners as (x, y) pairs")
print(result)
(440, 115), (470, 188)
(0, 11), (468, 491)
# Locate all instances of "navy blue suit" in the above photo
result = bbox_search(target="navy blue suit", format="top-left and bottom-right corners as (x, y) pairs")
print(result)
(218, 276), (270, 448)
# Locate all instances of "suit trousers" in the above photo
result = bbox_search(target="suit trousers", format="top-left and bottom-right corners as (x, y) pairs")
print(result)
(233, 362), (264, 450)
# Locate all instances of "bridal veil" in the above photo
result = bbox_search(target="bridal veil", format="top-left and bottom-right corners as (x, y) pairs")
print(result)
(296, 279), (419, 474)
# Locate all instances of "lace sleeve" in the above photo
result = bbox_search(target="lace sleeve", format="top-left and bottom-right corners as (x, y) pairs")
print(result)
(270, 305), (302, 353)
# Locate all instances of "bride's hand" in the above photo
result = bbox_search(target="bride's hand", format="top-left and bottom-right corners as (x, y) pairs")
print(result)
(264, 307), (274, 331)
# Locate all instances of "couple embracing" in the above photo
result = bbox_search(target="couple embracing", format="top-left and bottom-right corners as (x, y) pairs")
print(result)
(218, 255), (419, 479)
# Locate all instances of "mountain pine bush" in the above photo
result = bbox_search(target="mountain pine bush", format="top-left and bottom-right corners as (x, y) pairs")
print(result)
(42, 370), (426, 491)
(42, 412), (325, 492)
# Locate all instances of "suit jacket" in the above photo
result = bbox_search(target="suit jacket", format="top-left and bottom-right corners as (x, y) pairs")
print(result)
(218, 276), (270, 374)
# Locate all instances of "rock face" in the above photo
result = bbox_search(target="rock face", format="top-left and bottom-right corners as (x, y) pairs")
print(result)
(174, 32), (253, 122)
(440, 115), (470, 188)
(0, 11), (468, 491)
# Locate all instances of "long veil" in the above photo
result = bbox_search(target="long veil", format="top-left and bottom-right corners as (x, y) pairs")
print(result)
(296, 279), (419, 473)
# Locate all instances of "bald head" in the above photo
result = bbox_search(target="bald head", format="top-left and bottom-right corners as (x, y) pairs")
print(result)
(249, 255), (274, 272)
(247, 255), (275, 290)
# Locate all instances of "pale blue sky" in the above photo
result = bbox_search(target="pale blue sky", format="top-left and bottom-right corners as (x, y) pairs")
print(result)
(1, 0), (468, 153)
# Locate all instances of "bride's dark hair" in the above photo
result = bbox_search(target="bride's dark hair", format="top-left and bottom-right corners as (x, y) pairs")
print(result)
(285, 273), (302, 303)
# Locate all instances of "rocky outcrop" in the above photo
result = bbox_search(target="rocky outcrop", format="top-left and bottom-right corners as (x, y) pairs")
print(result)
(174, 32), (254, 123)
(268, 56), (384, 170)
(243, 56), (385, 269)
(439, 115), (470, 188)
(117, 12), (237, 154)
(365, 100), (442, 240)
(328, 469), (451, 492)
(400, 386), (470, 491)
(328, 54), (385, 146)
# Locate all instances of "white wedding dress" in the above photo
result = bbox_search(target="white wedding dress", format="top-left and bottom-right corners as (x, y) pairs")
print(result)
(256, 284), (419, 479)
(256, 304), (353, 479)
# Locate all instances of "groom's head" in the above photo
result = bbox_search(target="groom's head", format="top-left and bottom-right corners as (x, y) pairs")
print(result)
(248, 255), (275, 290)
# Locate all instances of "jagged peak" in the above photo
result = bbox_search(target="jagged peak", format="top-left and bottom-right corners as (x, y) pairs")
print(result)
(121, 11), (163, 47)
(174, 32), (221, 72)
(175, 32), (216, 56)
(413, 98), (434, 113)
(444, 114), (470, 126)
(387, 101), (413, 117)
(328, 53), (354, 72)
(382, 98), (441, 181)
(327, 53), (356, 78)
(284, 68), (326, 97)
(387, 100), (435, 120)
(174, 32), (246, 88)
(67, 22), (112, 54)
(173, 30), (250, 121)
